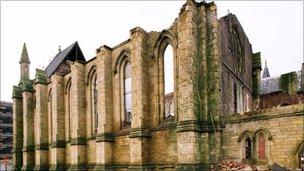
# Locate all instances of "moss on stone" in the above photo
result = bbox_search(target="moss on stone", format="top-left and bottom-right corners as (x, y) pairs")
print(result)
(279, 72), (297, 94)
(12, 85), (22, 98)
(35, 69), (48, 85)
(252, 52), (261, 69)
(252, 75), (259, 98)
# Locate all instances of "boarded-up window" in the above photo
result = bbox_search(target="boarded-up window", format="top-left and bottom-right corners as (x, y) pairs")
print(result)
(258, 134), (266, 159)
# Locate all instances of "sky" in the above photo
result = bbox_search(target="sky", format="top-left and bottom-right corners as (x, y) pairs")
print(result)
(1, 1), (303, 102)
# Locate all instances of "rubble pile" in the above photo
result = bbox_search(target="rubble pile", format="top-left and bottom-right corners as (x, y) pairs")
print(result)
(218, 160), (257, 171)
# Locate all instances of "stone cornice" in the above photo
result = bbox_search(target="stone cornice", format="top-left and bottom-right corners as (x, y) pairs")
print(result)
(176, 120), (223, 133)
(22, 145), (35, 152)
(35, 143), (49, 150)
(12, 147), (23, 153)
(222, 105), (304, 124)
(50, 140), (66, 148)
(70, 137), (87, 146)
(176, 120), (201, 133)
(96, 132), (114, 142)
(129, 128), (151, 138)
(151, 121), (177, 132)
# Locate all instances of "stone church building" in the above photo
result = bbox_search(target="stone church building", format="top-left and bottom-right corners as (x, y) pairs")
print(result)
(12, 0), (304, 170)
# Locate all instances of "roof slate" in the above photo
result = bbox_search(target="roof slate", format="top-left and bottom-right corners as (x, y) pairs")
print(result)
(45, 42), (86, 77)
(260, 71), (301, 94)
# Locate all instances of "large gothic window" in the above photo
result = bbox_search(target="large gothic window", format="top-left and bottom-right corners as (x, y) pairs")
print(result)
(164, 44), (174, 118)
(124, 62), (132, 125)
(154, 31), (177, 123)
(229, 27), (243, 74)
(91, 71), (98, 134)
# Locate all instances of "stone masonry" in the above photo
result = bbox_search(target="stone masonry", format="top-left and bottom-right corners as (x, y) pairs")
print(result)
(12, 0), (304, 170)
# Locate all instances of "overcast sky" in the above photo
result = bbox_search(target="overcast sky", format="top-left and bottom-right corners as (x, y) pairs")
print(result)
(1, 1), (303, 102)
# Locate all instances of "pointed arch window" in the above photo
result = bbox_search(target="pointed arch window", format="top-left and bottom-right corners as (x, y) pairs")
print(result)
(48, 90), (53, 142)
(66, 79), (72, 141)
(153, 31), (177, 123)
(90, 71), (98, 134)
(124, 62), (132, 125)
(164, 44), (174, 118)
(245, 137), (252, 160)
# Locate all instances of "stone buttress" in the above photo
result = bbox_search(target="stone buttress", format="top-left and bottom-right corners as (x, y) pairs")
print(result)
(49, 74), (66, 170)
(128, 27), (151, 170)
(34, 69), (49, 170)
(94, 46), (114, 170)
(69, 61), (87, 170)
(12, 86), (23, 171)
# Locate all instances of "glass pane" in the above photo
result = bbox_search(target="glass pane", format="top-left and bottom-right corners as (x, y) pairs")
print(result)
(164, 44), (174, 94)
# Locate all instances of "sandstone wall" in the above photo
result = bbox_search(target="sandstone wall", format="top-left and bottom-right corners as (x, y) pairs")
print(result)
(222, 104), (304, 168)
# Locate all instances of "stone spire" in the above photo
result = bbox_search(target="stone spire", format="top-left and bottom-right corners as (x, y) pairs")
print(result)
(19, 43), (30, 64)
(262, 60), (270, 78)
(19, 43), (30, 82)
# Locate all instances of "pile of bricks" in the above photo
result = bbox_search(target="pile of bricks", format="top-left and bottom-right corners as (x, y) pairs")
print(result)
(218, 160), (257, 171)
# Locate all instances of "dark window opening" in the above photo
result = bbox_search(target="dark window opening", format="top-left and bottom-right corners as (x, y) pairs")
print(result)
(48, 92), (53, 142)
(93, 75), (98, 133)
(245, 137), (252, 160)
(234, 82), (237, 113)
(68, 81), (72, 140)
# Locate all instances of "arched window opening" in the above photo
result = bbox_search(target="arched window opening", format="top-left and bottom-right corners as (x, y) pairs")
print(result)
(67, 80), (72, 140)
(164, 44), (174, 118)
(93, 74), (98, 132)
(233, 82), (237, 113)
(48, 91), (53, 142)
(258, 134), (266, 160)
(245, 137), (252, 160)
(124, 62), (132, 125)
(91, 72), (98, 134)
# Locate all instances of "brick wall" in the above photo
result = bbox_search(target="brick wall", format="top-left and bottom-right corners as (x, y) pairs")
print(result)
(260, 92), (304, 109)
